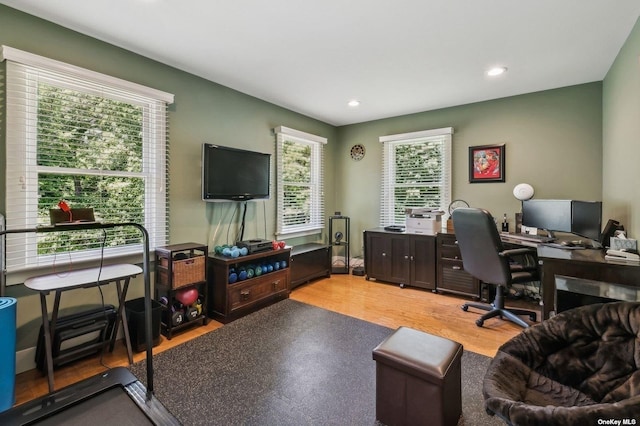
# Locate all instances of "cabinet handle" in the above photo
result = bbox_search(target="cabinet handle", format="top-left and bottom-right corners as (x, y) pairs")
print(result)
(454, 255), (459, 260)
(382, 253), (387, 257)
(404, 255), (409, 260)
(452, 266), (461, 270)
(273, 280), (280, 291)
(240, 290), (250, 300)
(410, 255), (414, 261)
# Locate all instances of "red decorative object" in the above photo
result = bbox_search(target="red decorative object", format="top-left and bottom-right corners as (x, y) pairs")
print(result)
(469, 144), (505, 183)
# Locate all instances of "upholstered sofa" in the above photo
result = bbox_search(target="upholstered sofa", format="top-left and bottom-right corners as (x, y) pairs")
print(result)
(483, 301), (640, 425)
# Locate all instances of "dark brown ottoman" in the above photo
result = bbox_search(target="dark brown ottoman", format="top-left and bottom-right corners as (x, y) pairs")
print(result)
(372, 326), (463, 426)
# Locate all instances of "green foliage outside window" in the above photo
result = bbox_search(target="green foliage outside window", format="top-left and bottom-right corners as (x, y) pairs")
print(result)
(392, 141), (442, 223)
(282, 140), (312, 226)
(36, 84), (145, 254)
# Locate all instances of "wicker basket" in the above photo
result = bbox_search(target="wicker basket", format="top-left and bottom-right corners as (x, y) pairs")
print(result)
(171, 255), (206, 289)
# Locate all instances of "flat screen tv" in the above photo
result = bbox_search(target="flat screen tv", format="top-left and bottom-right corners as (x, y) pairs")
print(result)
(202, 144), (271, 201)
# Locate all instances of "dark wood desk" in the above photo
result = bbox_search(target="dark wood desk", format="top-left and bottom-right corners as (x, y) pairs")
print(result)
(536, 245), (640, 319)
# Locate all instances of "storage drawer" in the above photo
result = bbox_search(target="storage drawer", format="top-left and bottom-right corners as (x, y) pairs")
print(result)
(228, 270), (288, 312)
(439, 244), (461, 260)
(438, 259), (479, 297)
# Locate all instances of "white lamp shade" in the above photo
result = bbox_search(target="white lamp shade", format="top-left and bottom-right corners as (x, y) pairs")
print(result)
(513, 183), (534, 201)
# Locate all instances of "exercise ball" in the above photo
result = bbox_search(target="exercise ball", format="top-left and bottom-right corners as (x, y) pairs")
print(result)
(175, 287), (199, 306)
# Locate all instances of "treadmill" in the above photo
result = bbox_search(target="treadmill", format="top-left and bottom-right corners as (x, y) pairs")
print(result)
(0, 223), (181, 425)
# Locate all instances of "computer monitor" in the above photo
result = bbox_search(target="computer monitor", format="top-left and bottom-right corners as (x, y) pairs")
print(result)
(521, 199), (602, 241)
(521, 199), (572, 239)
(571, 201), (602, 241)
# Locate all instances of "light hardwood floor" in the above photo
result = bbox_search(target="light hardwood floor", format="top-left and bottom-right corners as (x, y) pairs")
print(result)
(14, 273), (534, 406)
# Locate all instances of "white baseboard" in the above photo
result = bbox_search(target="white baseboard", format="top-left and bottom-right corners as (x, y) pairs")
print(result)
(16, 347), (37, 374)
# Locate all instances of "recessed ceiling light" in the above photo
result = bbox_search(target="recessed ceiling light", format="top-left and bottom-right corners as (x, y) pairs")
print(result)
(347, 99), (360, 107)
(487, 67), (507, 77)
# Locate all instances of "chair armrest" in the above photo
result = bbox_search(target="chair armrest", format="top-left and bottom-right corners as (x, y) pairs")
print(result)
(499, 247), (537, 258)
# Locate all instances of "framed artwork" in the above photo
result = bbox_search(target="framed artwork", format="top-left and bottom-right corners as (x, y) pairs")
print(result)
(469, 144), (505, 183)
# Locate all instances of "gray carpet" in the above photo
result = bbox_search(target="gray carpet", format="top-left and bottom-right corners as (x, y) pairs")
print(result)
(130, 299), (500, 426)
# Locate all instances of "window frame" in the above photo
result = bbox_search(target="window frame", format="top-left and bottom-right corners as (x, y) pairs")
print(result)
(274, 126), (326, 239)
(379, 127), (453, 226)
(1, 46), (173, 274)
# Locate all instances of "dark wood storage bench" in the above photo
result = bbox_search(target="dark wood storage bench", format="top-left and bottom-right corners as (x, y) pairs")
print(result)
(290, 243), (331, 289)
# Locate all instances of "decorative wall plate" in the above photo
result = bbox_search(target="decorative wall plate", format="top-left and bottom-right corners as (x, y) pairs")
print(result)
(350, 144), (365, 161)
(513, 183), (534, 201)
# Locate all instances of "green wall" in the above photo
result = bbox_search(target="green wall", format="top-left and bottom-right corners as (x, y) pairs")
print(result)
(603, 16), (640, 239)
(0, 5), (337, 352)
(337, 83), (603, 255)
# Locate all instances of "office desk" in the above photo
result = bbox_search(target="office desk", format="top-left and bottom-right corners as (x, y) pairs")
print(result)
(535, 245), (640, 320)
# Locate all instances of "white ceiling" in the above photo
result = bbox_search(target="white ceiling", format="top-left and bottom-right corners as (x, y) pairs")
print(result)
(2, 0), (640, 126)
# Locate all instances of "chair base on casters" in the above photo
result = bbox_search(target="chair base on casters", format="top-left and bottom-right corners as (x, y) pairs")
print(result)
(462, 286), (536, 328)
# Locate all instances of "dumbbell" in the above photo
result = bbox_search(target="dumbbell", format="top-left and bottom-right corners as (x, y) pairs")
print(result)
(171, 303), (184, 326)
(159, 296), (185, 326)
(185, 305), (199, 321)
(194, 299), (203, 316)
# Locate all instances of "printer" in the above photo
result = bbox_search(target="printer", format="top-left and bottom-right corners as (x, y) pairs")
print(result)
(405, 207), (444, 234)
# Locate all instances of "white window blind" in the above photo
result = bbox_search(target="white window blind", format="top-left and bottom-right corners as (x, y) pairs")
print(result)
(274, 126), (326, 238)
(1, 46), (173, 272)
(379, 127), (453, 226)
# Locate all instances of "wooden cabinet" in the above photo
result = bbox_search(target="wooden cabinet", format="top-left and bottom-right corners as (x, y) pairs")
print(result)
(155, 243), (209, 339)
(363, 229), (436, 290)
(290, 243), (331, 289)
(207, 248), (291, 323)
(436, 233), (481, 298)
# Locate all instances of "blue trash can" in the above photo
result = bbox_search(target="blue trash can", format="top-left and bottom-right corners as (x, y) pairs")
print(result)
(0, 297), (17, 412)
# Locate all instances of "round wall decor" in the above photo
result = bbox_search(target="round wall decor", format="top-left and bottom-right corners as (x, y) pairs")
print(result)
(513, 183), (534, 201)
(350, 144), (366, 161)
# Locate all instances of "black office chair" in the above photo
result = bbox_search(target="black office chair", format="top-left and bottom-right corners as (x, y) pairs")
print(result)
(451, 208), (538, 328)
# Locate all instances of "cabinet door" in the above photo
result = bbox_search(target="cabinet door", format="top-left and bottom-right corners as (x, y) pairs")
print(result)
(366, 233), (392, 280)
(388, 235), (411, 284)
(410, 236), (436, 290)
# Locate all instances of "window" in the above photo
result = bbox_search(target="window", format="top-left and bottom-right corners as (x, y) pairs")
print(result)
(274, 126), (326, 238)
(379, 127), (453, 226)
(1, 46), (173, 272)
